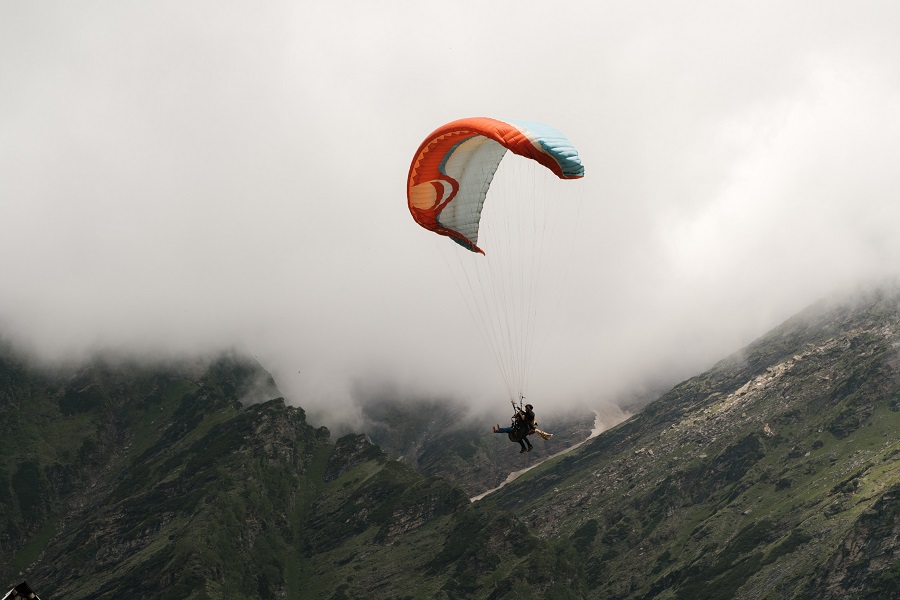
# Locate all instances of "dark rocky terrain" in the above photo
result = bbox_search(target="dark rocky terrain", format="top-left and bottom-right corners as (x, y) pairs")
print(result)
(360, 392), (606, 497)
(487, 286), (900, 599)
(2, 285), (899, 598)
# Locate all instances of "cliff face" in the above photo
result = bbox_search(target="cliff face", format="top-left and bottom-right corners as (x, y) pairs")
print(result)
(0, 351), (318, 597)
(2, 286), (900, 599)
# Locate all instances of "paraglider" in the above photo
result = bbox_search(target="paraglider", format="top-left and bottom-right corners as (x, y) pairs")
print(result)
(407, 117), (583, 450)
(493, 399), (554, 453)
(493, 403), (532, 453)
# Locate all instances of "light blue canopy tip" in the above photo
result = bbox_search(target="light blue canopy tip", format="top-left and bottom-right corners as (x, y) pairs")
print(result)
(509, 119), (585, 178)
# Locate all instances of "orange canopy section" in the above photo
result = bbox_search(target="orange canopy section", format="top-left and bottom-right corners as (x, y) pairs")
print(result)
(407, 117), (584, 253)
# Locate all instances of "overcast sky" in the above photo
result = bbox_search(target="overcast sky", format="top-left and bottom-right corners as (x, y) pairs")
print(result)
(2, 1), (899, 428)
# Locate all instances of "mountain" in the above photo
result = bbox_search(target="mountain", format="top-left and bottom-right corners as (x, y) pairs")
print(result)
(485, 286), (900, 599)
(1, 285), (899, 599)
(358, 392), (617, 497)
(0, 348), (589, 598)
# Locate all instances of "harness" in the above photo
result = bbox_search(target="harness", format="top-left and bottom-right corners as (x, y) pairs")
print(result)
(506, 398), (528, 442)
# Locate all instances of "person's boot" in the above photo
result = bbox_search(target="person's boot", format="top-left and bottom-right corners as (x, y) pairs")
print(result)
(519, 446), (527, 453)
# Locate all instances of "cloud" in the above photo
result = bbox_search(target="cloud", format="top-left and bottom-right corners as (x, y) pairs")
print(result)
(2, 1), (899, 428)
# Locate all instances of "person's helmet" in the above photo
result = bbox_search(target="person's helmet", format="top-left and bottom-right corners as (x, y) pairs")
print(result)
(525, 404), (533, 410)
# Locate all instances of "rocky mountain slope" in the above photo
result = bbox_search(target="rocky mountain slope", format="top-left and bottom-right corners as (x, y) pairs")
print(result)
(0, 349), (586, 598)
(359, 393), (610, 497)
(2, 285), (899, 599)
(486, 286), (900, 599)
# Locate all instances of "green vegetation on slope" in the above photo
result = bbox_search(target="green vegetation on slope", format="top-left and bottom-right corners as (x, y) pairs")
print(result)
(486, 288), (900, 599)
(2, 287), (900, 599)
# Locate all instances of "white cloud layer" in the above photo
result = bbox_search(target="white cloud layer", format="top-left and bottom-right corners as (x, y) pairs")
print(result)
(2, 1), (899, 427)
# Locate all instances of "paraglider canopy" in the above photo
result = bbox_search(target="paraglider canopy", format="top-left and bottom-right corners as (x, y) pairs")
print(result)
(407, 117), (584, 254)
(407, 116), (585, 403)
(2, 582), (41, 600)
